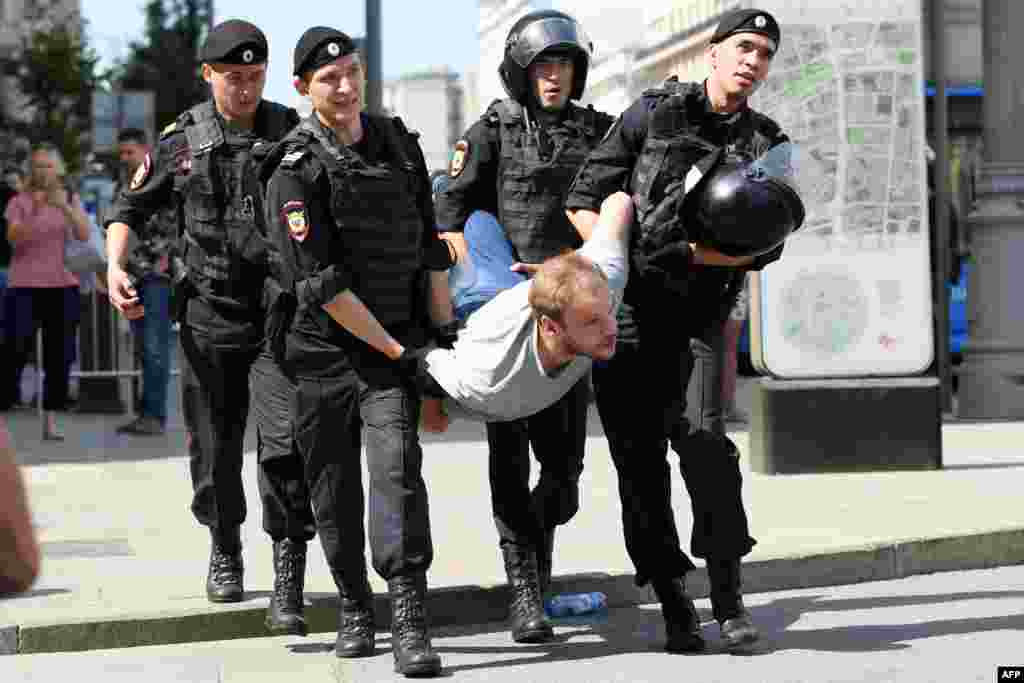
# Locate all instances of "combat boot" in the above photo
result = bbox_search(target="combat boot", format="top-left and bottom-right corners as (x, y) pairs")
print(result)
(332, 568), (375, 658)
(708, 558), (760, 650)
(266, 539), (307, 636)
(206, 527), (243, 603)
(652, 576), (705, 654)
(388, 573), (442, 677)
(501, 543), (555, 643)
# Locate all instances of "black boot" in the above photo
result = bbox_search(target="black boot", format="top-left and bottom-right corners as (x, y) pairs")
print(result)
(708, 558), (759, 650)
(536, 528), (556, 597)
(266, 539), (307, 636)
(332, 569), (375, 658)
(502, 543), (555, 643)
(388, 573), (442, 677)
(652, 576), (705, 653)
(206, 527), (243, 603)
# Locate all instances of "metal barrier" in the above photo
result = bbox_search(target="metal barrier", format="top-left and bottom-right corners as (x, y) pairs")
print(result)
(32, 288), (180, 436)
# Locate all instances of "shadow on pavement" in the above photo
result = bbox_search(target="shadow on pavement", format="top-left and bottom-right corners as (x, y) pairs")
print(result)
(751, 590), (1024, 653)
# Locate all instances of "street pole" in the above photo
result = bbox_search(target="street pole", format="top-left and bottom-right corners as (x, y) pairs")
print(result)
(931, 0), (952, 415)
(365, 0), (382, 114)
(958, 0), (1024, 418)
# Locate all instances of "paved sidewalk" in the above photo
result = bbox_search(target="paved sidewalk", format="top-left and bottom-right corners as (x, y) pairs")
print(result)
(3, 377), (1024, 655)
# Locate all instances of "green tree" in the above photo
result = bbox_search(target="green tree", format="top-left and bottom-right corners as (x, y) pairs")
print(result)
(116, 0), (213, 130)
(7, 7), (103, 175)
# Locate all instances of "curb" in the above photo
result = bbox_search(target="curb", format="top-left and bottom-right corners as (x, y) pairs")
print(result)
(7, 528), (1024, 655)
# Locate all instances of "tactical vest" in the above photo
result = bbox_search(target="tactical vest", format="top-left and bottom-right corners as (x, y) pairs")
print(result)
(174, 100), (294, 312)
(629, 80), (779, 327)
(488, 99), (612, 264)
(277, 116), (426, 328)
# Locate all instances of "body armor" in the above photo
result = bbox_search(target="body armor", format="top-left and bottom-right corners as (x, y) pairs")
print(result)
(174, 100), (294, 316)
(280, 116), (425, 328)
(489, 99), (612, 264)
(629, 80), (782, 331)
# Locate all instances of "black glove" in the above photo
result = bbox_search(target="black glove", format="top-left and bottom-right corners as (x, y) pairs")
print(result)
(395, 345), (443, 397)
(433, 320), (462, 350)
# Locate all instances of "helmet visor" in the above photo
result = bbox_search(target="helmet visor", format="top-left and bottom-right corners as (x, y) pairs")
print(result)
(508, 16), (593, 69)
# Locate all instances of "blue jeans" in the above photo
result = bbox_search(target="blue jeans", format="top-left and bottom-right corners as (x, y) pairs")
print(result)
(130, 275), (172, 422)
(450, 210), (527, 321)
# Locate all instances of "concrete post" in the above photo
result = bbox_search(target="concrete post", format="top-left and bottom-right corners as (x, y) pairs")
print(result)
(958, 0), (1024, 419)
(365, 0), (382, 114)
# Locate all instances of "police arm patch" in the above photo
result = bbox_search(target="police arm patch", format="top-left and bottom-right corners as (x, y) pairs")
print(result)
(449, 140), (469, 177)
(282, 200), (309, 241)
(130, 153), (152, 190)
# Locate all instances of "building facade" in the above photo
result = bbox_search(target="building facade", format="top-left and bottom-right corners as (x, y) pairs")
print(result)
(382, 67), (464, 174)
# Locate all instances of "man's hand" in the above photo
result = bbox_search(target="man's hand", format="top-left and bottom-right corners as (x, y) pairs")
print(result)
(510, 262), (541, 277)
(107, 266), (144, 320)
(690, 243), (756, 268)
(420, 397), (450, 434)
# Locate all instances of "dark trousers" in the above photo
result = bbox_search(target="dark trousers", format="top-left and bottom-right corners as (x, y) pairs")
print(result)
(292, 370), (431, 582)
(592, 341), (755, 587)
(181, 327), (314, 542)
(250, 350), (316, 542)
(2, 286), (80, 410)
(486, 378), (589, 550)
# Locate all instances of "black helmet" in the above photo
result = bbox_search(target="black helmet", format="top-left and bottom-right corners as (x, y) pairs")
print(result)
(682, 143), (806, 258)
(499, 10), (593, 104)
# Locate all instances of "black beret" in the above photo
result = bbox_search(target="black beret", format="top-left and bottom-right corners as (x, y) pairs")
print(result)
(293, 26), (358, 77)
(200, 19), (268, 65)
(710, 9), (780, 47)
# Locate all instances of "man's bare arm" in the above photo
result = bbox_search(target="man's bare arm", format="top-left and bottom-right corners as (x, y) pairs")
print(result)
(322, 291), (405, 360)
(105, 222), (143, 318)
(427, 270), (455, 327)
(0, 423), (40, 596)
(567, 208), (600, 242)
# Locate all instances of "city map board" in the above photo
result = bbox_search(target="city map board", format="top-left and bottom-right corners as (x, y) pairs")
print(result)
(747, 0), (934, 377)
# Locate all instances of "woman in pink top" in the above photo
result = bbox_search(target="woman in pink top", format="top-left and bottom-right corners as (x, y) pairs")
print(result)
(2, 144), (91, 440)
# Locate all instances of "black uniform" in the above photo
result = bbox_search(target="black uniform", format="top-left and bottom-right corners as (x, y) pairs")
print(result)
(565, 77), (786, 611)
(107, 99), (315, 544)
(262, 113), (452, 584)
(435, 98), (613, 563)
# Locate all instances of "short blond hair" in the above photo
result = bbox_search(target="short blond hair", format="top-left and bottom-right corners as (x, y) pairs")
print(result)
(529, 251), (608, 324)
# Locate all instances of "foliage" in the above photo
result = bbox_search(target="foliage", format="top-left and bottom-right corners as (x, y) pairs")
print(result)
(115, 0), (213, 131)
(0, 2), (103, 174)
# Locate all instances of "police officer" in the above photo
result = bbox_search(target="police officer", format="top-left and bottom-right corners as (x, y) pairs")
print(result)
(105, 20), (316, 635)
(566, 8), (790, 653)
(261, 27), (454, 677)
(434, 9), (614, 644)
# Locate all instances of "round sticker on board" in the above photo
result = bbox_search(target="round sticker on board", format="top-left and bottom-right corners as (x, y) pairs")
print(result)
(130, 154), (152, 190)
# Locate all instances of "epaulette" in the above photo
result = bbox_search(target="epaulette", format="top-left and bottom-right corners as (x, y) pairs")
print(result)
(280, 149), (308, 169)
(391, 116), (420, 139)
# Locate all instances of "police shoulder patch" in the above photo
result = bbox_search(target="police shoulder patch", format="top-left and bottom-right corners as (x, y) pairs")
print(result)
(282, 200), (309, 241)
(449, 140), (469, 178)
(130, 153), (153, 190)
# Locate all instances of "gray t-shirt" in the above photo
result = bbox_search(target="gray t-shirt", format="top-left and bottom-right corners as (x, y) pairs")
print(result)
(426, 234), (628, 422)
